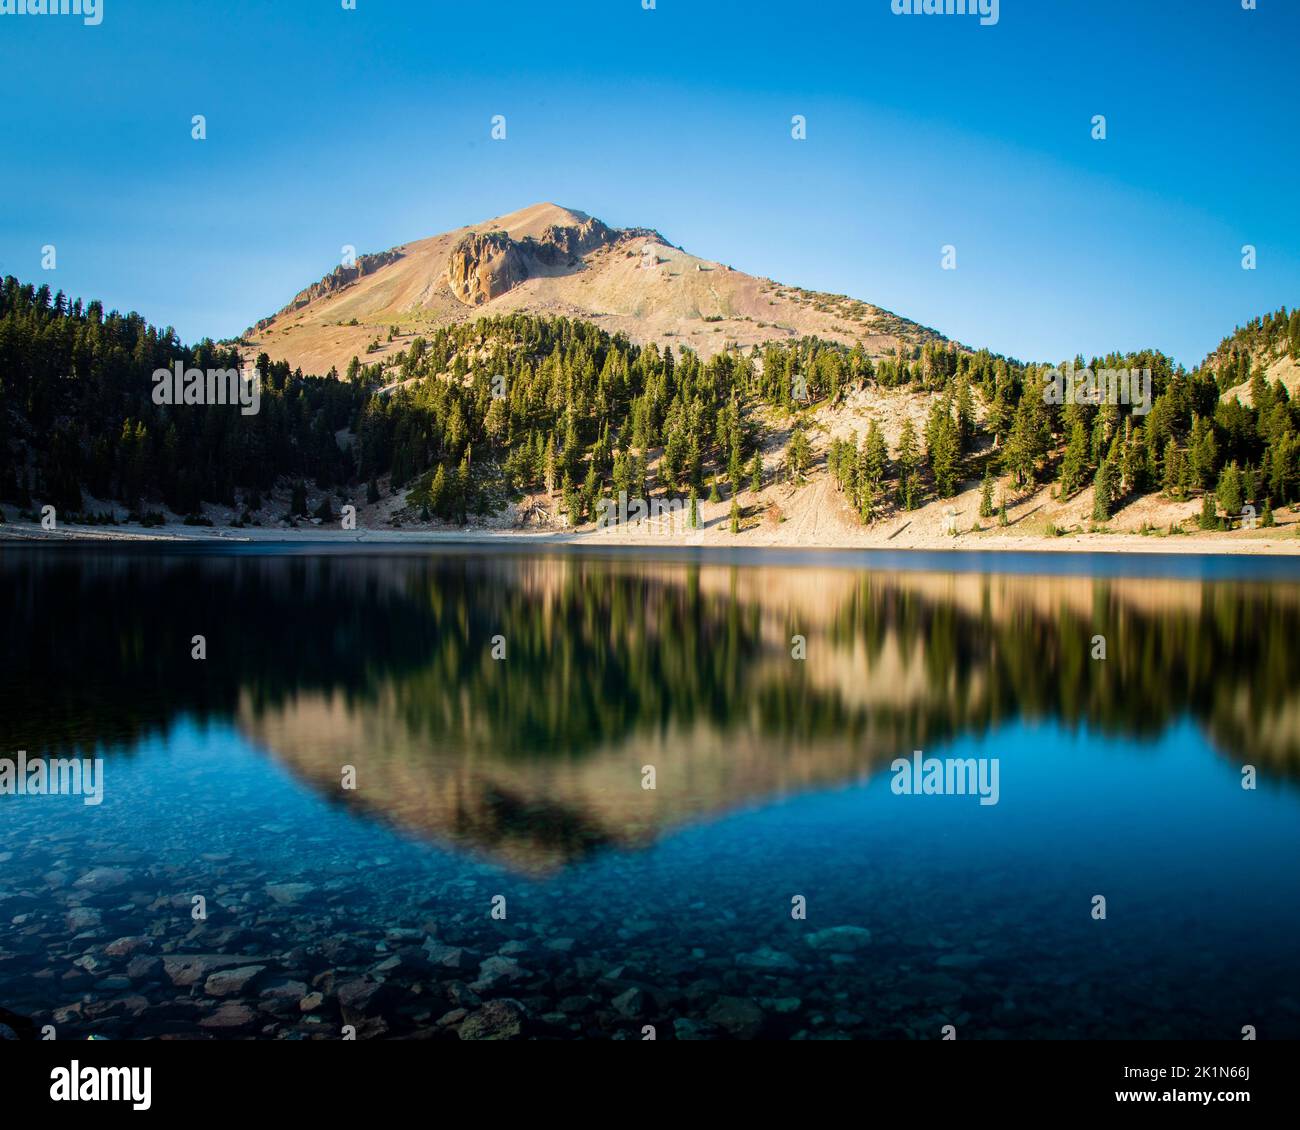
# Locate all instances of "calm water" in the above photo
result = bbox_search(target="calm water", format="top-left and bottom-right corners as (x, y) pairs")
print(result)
(2, 544), (1298, 1040)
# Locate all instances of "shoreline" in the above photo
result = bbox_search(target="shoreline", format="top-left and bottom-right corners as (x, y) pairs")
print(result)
(3, 518), (1298, 558)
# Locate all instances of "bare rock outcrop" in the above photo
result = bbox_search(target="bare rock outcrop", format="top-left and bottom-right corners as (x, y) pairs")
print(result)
(446, 217), (665, 306)
(446, 231), (528, 306)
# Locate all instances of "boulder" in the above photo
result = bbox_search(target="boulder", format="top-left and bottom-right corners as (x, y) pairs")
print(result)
(458, 998), (527, 1041)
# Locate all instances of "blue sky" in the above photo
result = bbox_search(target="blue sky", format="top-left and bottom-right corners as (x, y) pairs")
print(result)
(1, 0), (1296, 369)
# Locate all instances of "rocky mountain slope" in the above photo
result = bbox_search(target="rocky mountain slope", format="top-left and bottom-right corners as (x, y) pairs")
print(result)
(243, 203), (945, 375)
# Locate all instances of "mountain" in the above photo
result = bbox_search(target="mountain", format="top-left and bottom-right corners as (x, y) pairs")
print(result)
(243, 202), (945, 376)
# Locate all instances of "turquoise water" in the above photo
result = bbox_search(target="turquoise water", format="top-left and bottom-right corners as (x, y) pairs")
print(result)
(1, 545), (1297, 1039)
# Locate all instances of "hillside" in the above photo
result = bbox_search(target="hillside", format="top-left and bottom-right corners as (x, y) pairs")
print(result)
(243, 203), (946, 375)
(1207, 305), (1300, 407)
(2, 261), (1298, 556)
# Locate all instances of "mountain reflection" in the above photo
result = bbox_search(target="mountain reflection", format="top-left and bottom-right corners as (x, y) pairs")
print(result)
(3, 548), (1298, 872)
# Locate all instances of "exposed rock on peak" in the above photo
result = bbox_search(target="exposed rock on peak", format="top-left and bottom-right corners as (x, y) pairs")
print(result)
(445, 213), (660, 306)
(446, 231), (527, 306)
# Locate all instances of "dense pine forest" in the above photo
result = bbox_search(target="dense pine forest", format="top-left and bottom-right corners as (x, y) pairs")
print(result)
(1, 274), (1298, 531)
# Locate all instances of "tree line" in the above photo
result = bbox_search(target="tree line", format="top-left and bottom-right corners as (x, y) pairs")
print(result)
(1, 274), (1296, 531)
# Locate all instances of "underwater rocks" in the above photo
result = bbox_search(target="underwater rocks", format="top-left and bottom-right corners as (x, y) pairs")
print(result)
(204, 965), (267, 997)
(199, 1002), (258, 1030)
(73, 868), (133, 893)
(805, 926), (872, 953)
(163, 954), (267, 989)
(458, 998), (527, 1040)
(11, 812), (1263, 1043)
(64, 907), (102, 933)
(737, 945), (799, 972)
(706, 996), (765, 1039)
(104, 936), (152, 958)
(265, 883), (316, 906)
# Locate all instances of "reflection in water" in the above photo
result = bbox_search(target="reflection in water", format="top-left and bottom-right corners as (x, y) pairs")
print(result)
(2, 546), (1299, 1041)
(3, 548), (1298, 871)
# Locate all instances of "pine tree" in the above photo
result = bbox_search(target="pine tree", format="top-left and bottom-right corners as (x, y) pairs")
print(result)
(955, 380), (975, 449)
(1162, 440), (1188, 501)
(749, 449), (763, 493)
(428, 464), (449, 516)
(863, 420), (887, 486)
(979, 468), (995, 518)
(543, 434), (558, 496)
(562, 475), (583, 526)
(928, 411), (961, 497)
(1059, 420), (1090, 497)
(896, 417), (920, 505)
(787, 426), (812, 482)
(1092, 458), (1118, 521)
(1199, 492), (1220, 531)
(1120, 419), (1145, 496)
(729, 497), (741, 534)
(688, 486), (700, 529)
(456, 453), (471, 523)
(1217, 461), (1244, 518)
(1003, 394), (1045, 487)
(1189, 416), (1219, 490)
(583, 460), (599, 517)
(858, 476), (875, 525)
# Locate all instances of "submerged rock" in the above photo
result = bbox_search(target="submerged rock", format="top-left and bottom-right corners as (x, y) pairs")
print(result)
(163, 954), (265, 988)
(73, 867), (132, 893)
(706, 996), (765, 1039)
(612, 987), (647, 1018)
(265, 883), (315, 906)
(737, 945), (799, 972)
(64, 908), (101, 932)
(472, 955), (527, 991)
(199, 1002), (257, 1030)
(204, 965), (266, 997)
(804, 926), (872, 953)
(459, 998), (527, 1041)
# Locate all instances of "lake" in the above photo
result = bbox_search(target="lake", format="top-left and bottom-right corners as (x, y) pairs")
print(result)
(1, 543), (1298, 1040)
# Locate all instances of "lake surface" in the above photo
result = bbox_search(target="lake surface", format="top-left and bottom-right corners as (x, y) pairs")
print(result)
(2, 544), (1298, 1040)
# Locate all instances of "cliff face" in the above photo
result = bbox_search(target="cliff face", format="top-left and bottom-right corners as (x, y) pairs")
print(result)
(445, 215), (650, 306)
(446, 231), (527, 305)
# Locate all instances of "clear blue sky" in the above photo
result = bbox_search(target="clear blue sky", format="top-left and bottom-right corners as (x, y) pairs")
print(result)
(1, 0), (1296, 369)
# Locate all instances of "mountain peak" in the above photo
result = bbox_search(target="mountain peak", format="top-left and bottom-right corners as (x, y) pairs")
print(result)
(483, 202), (595, 240)
(245, 204), (944, 375)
